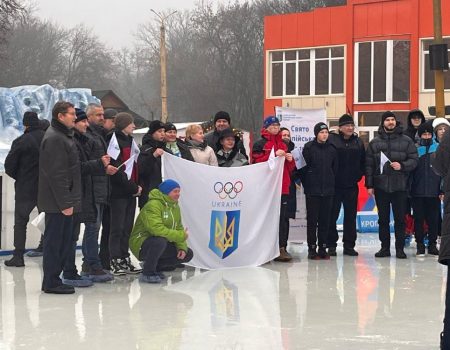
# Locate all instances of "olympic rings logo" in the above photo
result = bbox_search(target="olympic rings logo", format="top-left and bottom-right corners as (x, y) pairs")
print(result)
(213, 181), (244, 199)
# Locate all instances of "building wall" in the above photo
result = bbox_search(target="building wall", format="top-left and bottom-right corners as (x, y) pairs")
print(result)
(264, 0), (450, 120)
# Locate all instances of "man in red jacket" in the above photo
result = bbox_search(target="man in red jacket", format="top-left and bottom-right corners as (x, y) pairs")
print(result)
(252, 116), (296, 262)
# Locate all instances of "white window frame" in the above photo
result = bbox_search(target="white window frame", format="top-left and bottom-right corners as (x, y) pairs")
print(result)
(268, 45), (345, 98)
(421, 37), (450, 92)
(354, 40), (410, 104)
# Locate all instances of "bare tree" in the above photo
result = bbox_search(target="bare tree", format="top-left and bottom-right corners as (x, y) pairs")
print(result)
(0, 0), (24, 56)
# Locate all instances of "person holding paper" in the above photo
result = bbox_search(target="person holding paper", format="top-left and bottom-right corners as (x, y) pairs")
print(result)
(365, 111), (418, 259)
(129, 179), (193, 283)
(302, 122), (338, 260)
(252, 116), (296, 262)
(107, 113), (142, 275)
(327, 114), (365, 257)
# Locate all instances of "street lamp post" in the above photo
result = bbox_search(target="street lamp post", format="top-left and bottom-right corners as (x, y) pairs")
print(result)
(151, 9), (177, 123)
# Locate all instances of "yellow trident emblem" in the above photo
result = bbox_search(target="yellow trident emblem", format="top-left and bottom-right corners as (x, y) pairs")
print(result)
(214, 215), (235, 253)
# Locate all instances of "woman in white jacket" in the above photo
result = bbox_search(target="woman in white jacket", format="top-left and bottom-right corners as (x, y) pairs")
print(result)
(185, 124), (218, 166)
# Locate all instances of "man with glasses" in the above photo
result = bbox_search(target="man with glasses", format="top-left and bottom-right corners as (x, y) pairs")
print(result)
(327, 114), (366, 256)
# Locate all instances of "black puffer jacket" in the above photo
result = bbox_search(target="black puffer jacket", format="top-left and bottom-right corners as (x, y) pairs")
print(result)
(85, 123), (109, 204)
(73, 130), (106, 223)
(137, 133), (172, 208)
(38, 119), (81, 213)
(431, 131), (450, 265)
(410, 138), (441, 197)
(404, 109), (426, 143)
(302, 140), (338, 196)
(328, 132), (366, 189)
(205, 129), (248, 158)
(365, 125), (418, 193)
(4, 126), (45, 202)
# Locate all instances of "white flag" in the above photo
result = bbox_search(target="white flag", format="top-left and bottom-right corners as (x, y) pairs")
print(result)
(162, 152), (284, 269)
(124, 141), (140, 180)
(131, 138), (140, 159)
(291, 147), (307, 169)
(107, 132), (120, 160)
(268, 147), (276, 170)
(380, 151), (391, 174)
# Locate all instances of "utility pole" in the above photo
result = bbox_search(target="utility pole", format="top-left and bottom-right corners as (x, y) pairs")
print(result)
(151, 10), (177, 123)
(433, 0), (445, 118)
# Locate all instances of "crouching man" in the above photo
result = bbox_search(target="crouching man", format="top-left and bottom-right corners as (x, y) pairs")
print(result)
(129, 179), (193, 283)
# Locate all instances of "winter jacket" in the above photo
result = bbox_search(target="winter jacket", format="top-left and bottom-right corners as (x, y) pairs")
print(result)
(107, 130), (139, 199)
(301, 139), (338, 196)
(166, 139), (195, 162)
(216, 137), (249, 167)
(365, 125), (418, 193)
(85, 123), (109, 204)
(286, 140), (297, 218)
(138, 133), (172, 208)
(252, 129), (296, 195)
(328, 132), (366, 189)
(73, 130), (106, 223)
(410, 138), (442, 197)
(38, 119), (82, 213)
(186, 140), (218, 166)
(4, 126), (45, 202)
(431, 131), (450, 265)
(129, 188), (188, 259)
(404, 109), (426, 143)
(205, 129), (248, 158)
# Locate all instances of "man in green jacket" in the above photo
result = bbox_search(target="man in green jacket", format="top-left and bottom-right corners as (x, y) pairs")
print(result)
(130, 179), (193, 283)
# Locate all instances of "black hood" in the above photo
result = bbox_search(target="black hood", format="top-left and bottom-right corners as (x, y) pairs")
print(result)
(407, 109), (426, 128)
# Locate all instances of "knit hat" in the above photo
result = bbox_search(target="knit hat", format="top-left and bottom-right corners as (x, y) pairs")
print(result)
(432, 117), (450, 130)
(104, 108), (118, 120)
(339, 114), (354, 127)
(418, 120), (434, 137)
(158, 179), (180, 195)
(314, 122), (329, 137)
(214, 111), (231, 124)
(75, 108), (88, 123)
(114, 112), (134, 131)
(164, 122), (177, 132)
(148, 120), (165, 135)
(218, 128), (235, 141)
(381, 111), (396, 124)
(263, 116), (280, 129)
(23, 111), (39, 127)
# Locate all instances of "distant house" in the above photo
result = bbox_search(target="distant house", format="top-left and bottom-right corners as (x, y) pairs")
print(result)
(92, 90), (149, 128)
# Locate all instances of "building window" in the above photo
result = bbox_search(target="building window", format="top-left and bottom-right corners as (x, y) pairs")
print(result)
(355, 40), (410, 103)
(422, 38), (450, 90)
(269, 46), (344, 97)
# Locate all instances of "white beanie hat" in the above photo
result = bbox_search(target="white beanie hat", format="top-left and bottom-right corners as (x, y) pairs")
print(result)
(432, 117), (450, 130)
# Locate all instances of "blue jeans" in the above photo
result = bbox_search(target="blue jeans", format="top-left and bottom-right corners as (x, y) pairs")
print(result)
(82, 204), (103, 269)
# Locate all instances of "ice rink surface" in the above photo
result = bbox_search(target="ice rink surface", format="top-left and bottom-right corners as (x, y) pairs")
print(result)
(0, 234), (445, 350)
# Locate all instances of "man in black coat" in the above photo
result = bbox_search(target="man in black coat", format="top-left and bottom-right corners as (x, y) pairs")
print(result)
(327, 114), (365, 257)
(365, 111), (418, 259)
(38, 101), (82, 294)
(138, 120), (171, 208)
(205, 111), (247, 158)
(4, 112), (45, 267)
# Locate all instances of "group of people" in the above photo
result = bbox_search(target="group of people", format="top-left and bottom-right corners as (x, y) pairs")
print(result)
(3, 101), (450, 293)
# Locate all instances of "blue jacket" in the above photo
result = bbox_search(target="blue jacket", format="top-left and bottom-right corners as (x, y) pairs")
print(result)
(410, 138), (442, 197)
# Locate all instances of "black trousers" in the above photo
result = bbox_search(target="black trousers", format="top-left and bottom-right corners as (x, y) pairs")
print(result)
(63, 221), (81, 279)
(42, 213), (73, 290)
(328, 186), (358, 249)
(109, 197), (136, 259)
(139, 236), (193, 275)
(99, 204), (111, 269)
(279, 195), (289, 248)
(374, 190), (407, 249)
(306, 195), (333, 249)
(411, 197), (440, 246)
(13, 199), (37, 255)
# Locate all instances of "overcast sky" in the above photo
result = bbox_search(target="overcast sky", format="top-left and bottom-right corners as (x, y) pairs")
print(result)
(35, 0), (228, 49)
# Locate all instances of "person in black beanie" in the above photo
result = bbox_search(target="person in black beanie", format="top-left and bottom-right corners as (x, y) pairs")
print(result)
(137, 120), (172, 208)
(205, 111), (248, 158)
(302, 122), (338, 260)
(164, 122), (194, 161)
(327, 114), (365, 256)
(366, 111), (418, 259)
(4, 111), (45, 267)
